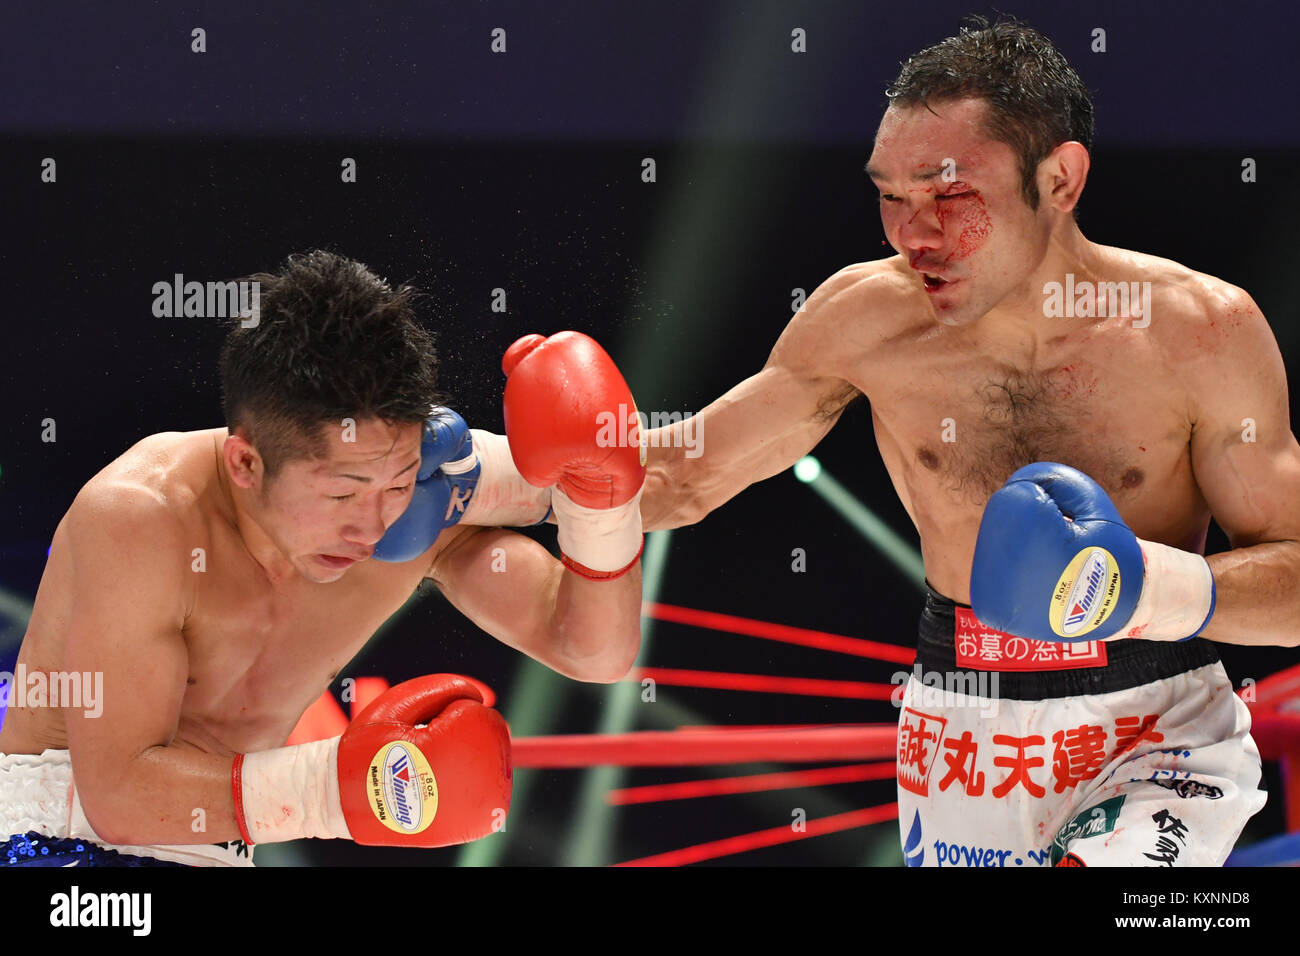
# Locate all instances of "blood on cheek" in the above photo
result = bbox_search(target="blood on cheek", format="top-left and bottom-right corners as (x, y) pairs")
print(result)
(936, 194), (993, 262)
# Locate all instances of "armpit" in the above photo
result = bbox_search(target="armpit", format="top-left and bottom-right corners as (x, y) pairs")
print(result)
(815, 381), (864, 423)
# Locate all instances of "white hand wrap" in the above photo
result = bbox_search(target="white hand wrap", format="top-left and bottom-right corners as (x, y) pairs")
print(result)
(235, 737), (350, 844)
(1109, 539), (1216, 642)
(459, 429), (553, 527)
(553, 484), (644, 577)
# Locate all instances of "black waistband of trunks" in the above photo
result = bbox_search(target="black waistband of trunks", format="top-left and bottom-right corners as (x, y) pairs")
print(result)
(917, 583), (1221, 700)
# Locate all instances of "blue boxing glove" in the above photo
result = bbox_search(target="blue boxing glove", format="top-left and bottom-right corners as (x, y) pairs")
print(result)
(372, 408), (481, 562)
(970, 462), (1216, 643)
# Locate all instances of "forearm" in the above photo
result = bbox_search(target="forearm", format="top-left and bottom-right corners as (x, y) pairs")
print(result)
(460, 429), (552, 526)
(1202, 540), (1300, 647)
(549, 565), (644, 682)
(527, 473), (645, 681)
(639, 379), (843, 531)
(640, 436), (699, 532)
(74, 743), (242, 846)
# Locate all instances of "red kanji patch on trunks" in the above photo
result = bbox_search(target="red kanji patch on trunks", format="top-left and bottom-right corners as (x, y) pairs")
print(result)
(898, 707), (947, 797)
(954, 608), (1107, 672)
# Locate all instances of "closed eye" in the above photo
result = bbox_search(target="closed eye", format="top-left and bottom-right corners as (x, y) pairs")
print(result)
(330, 484), (411, 502)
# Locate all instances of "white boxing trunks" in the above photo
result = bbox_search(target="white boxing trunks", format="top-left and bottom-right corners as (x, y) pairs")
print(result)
(896, 587), (1267, 867)
(0, 749), (253, 867)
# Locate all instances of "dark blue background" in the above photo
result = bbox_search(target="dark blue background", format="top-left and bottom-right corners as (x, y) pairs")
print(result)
(1, 1), (1296, 866)
(3, 1), (1297, 145)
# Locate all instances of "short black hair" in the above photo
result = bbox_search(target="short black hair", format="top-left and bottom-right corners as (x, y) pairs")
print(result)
(885, 16), (1095, 211)
(219, 250), (444, 478)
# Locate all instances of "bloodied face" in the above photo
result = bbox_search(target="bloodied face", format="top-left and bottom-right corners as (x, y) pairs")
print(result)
(867, 98), (1058, 327)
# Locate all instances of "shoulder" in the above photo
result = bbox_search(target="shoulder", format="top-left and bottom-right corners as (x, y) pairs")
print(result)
(65, 432), (207, 566)
(804, 257), (923, 322)
(1100, 247), (1273, 358)
(1104, 249), (1284, 422)
(774, 257), (930, 376)
(51, 479), (190, 634)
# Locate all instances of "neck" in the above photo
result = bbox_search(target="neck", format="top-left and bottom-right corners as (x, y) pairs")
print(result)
(970, 218), (1103, 351)
(212, 432), (299, 584)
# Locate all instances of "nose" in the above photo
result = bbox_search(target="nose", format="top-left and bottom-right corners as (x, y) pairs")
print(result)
(343, 495), (388, 549)
(897, 204), (945, 253)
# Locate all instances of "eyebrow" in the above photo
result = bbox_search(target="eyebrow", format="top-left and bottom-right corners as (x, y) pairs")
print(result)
(332, 457), (421, 483)
(864, 163), (970, 183)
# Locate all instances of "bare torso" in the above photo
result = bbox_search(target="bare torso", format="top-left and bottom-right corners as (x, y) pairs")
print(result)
(831, 249), (1224, 602)
(0, 428), (453, 757)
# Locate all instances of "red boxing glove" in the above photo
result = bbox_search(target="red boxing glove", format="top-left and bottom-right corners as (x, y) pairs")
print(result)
(234, 674), (512, 848)
(336, 675), (511, 846)
(502, 332), (646, 578)
(502, 331), (646, 506)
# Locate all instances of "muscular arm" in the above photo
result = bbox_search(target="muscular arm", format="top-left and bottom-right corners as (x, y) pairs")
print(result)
(62, 488), (241, 845)
(640, 267), (870, 531)
(429, 524), (642, 682)
(1187, 289), (1300, 647)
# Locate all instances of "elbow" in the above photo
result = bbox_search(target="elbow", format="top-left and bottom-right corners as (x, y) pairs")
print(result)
(594, 663), (638, 684)
(572, 648), (640, 685)
(78, 791), (134, 846)
(577, 667), (631, 685)
(556, 631), (642, 684)
(72, 747), (171, 847)
(595, 647), (641, 684)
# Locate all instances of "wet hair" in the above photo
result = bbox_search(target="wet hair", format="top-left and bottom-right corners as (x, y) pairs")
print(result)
(885, 16), (1095, 212)
(219, 250), (444, 478)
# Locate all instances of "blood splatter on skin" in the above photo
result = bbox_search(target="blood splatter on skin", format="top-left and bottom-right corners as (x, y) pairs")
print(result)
(904, 184), (935, 228)
(935, 184), (993, 263)
(1193, 305), (1252, 348)
(1047, 363), (1099, 400)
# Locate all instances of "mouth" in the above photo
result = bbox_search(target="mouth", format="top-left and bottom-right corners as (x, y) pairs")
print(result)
(921, 272), (956, 294)
(317, 553), (364, 569)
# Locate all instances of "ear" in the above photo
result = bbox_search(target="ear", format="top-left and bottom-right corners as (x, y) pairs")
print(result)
(1038, 141), (1090, 214)
(223, 430), (263, 490)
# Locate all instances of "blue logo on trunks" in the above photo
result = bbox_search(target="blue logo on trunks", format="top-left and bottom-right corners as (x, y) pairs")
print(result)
(904, 810), (924, 867)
